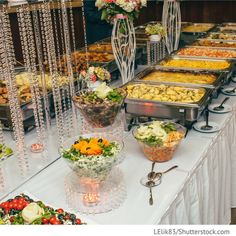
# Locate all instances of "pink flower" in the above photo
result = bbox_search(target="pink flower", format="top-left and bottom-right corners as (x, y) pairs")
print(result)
(91, 74), (97, 82)
(81, 70), (86, 76)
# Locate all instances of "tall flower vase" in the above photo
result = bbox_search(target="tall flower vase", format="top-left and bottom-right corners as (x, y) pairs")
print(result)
(111, 15), (136, 85)
(162, 0), (181, 54)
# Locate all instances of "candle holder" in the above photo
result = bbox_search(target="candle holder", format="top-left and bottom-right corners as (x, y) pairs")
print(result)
(60, 133), (126, 214)
(64, 167), (126, 214)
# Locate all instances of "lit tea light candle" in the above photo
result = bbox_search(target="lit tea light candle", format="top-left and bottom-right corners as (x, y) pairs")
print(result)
(30, 143), (44, 153)
(83, 193), (100, 206)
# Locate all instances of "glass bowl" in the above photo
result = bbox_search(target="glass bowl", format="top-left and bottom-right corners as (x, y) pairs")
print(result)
(72, 89), (126, 128)
(132, 122), (186, 162)
(59, 134), (124, 182)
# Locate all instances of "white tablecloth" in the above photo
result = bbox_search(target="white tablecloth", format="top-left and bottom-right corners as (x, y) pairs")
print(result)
(1, 85), (236, 225)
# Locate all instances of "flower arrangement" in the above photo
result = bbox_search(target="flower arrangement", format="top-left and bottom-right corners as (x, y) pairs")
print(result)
(79, 66), (111, 83)
(95, 0), (147, 23)
(145, 23), (166, 37)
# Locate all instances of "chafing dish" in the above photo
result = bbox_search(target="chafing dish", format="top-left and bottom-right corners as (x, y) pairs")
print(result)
(0, 102), (35, 132)
(217, 26), (236, 34)
(176, 46), (236, 61)
(222, 23), (236, 27)
(192, 39), (236, 49)
(87, 43), (113, 54)
(156, 55), (233, 73)
(205, 32), (236, 41)
(134, 67), (226, 89)
(123, 81), (213, 127)
(182, 23), (216, 35)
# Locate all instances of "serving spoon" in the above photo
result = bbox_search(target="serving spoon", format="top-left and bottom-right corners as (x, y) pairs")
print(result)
(225, 86), (236, 94)
(147, 162), (156, 180)
(201, 109), (213, 131)
(213, 97), (230, 111)
(153, 165), (179, 182)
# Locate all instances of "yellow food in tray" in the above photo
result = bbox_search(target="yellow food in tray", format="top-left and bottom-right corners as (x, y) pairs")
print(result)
(182, 24), (214, 32)
(15, 72), (69, 90)
(142, 71), (217, 85)
(88, 43), (113, 52)
(0, 72), (70, 105)
(126, 83), (205, 103)
(160, 59), (230, 70)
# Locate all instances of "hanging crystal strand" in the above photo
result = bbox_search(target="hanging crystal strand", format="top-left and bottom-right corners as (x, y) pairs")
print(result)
(0, 7), (27, 173)
(68, 0), (79, 80)
(52, 2), (69, 138)
(81, 0), (89, 67)
(41, 2), (65, 145)
(60, 0), (77, 137)
(56, 0), (72, 138)
(147, 41), (151, 66)
(38, 4), (52, 129)
(0, 121), (4, 145)
(17, 5), (46, 152)
(162, 0), (181, 54)
(32, 7), (51, 133)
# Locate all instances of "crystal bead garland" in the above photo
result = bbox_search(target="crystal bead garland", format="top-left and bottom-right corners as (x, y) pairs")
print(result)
(53, 1), (72, 139)
(0, 7), (28, 174)
(17, 5), (46, 152)
(111, 16), (136, 85)
(80, 0), (89, 89)
(40, 2), (65, 145)
(32, 7), (51, 132)
(162, 0), (181, 54)
(60, 0), (77, 137)
(0, 122), (4, 145)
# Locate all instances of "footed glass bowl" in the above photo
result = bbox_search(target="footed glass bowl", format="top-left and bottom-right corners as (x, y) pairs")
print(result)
(72, 89), (126, 128)
(59, 134), (124, 182)
(133, 122), (186, 162)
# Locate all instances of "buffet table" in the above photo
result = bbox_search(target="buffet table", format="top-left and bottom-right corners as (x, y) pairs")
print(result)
(1, 81), (236, 225)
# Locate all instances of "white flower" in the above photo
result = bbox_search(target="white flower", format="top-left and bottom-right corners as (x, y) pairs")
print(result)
(95, 82), (112, 99)
(141, 0), (147, 7)
(95, 0), (105, 9)
(123, 2), (135, 12)
(22, 203), (45, 224)
(88, 66), (95, 74)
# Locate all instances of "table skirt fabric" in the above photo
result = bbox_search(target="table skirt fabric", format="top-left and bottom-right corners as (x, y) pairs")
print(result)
(159, 112), (235, 224)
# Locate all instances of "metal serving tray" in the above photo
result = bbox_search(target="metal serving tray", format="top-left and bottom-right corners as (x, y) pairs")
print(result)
(181, 23), (216, 35)
(124, 81), (213, 124)
(0, 101), (35, 132)
(156, 55), (234, 74)
(191, 38), (236, 50)
(87, 43), (113, 54)
(216, 27), (236, 34)
(134, 66), (226, 89)
(176, 46), (236, 61)
(203, 32), (236, 42)
(221, 23), (236, 27)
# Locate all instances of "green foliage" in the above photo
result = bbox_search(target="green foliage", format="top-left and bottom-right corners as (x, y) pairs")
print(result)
(145, 23), (166, 36)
